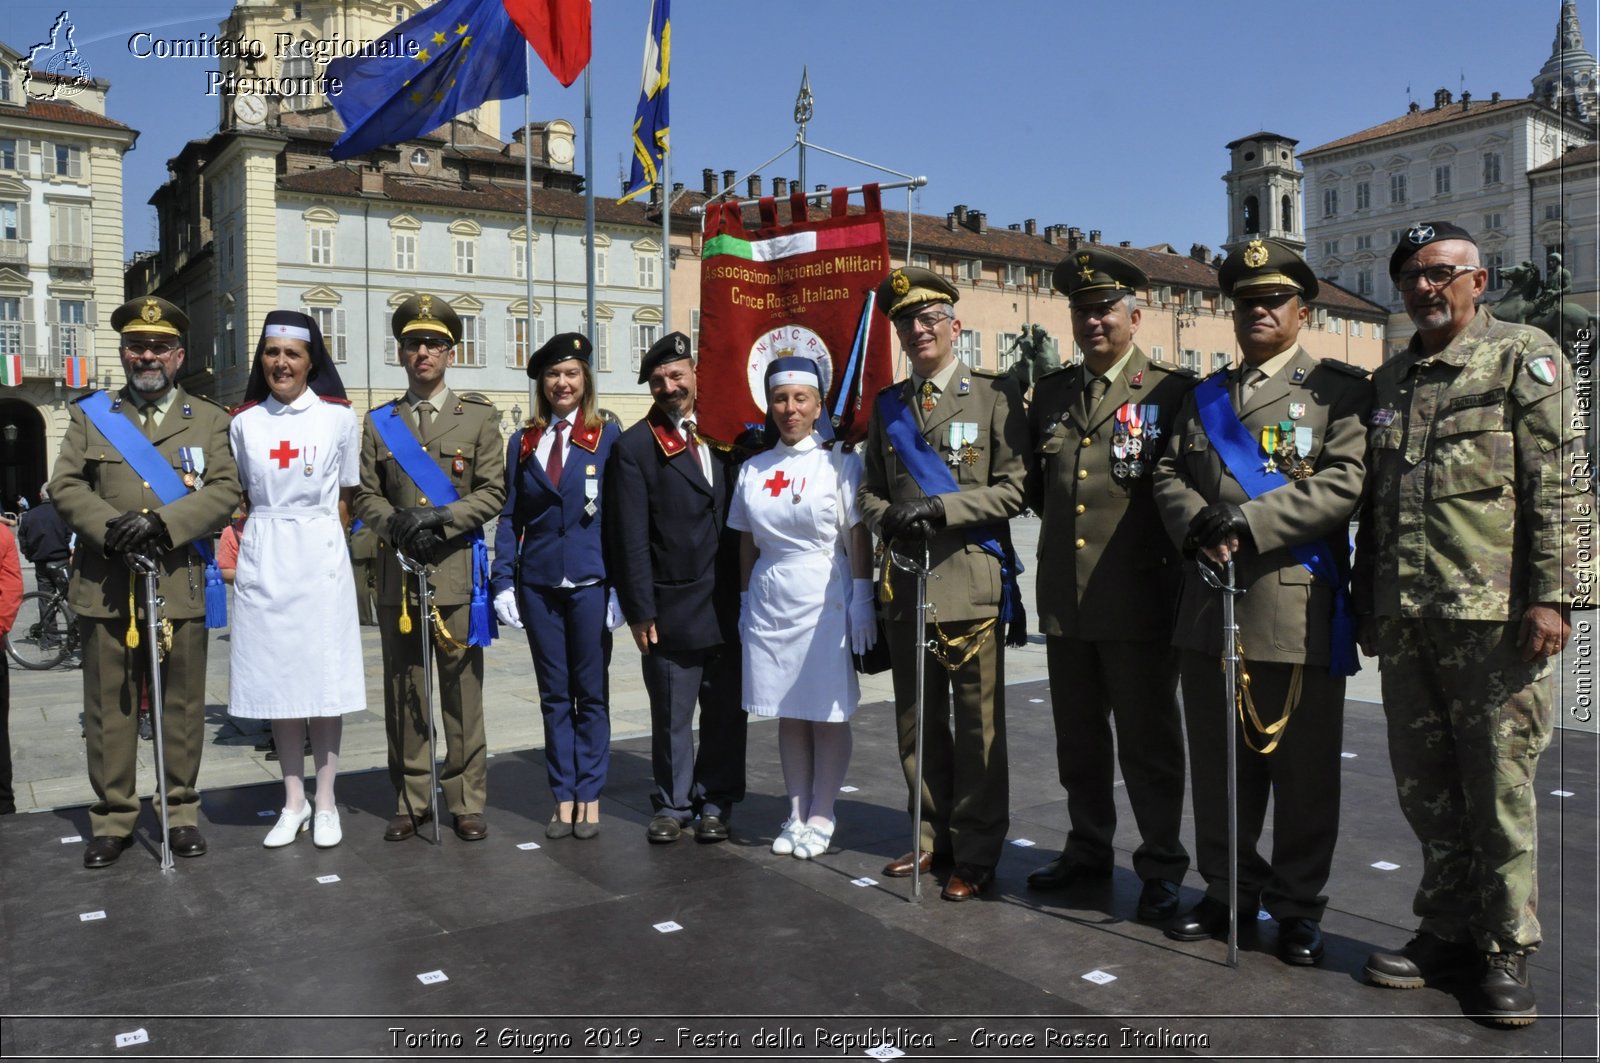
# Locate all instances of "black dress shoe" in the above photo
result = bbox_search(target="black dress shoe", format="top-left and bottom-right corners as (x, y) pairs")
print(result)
(646, 814), (683, 844)
(941, 863), (994, 901)
(1277, 916), (1325, 966)
(1364, 933), (1479, 990)
(168, 826), (207, 858)
(1166, 896), (1257, 942)
(694, 814), (730, 843)
(1480, 952), (1537, 1026)
(384, 812), (430, 841)
(1136, 878), (1181, 922)
(1026, 856), (1111, 891)
(83, 835), (133, 869)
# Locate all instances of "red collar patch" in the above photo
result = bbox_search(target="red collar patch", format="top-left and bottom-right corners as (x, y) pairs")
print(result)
(648, 408), (688, 458)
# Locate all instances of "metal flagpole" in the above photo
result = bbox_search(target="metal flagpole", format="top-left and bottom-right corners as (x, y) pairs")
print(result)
(795, 67), (811, 196)
(661, 152), (670, 330)
(584, 68), (596, 340)
(523, 44), (537, 419)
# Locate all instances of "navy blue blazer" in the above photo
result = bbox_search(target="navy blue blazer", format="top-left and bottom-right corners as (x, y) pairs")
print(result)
(491, 417), (620, 592)
(605, 407), (742, 653)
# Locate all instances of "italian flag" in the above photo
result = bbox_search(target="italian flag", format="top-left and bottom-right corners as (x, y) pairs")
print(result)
(0, 355), (21, 387)
(703, 221), (883, 262)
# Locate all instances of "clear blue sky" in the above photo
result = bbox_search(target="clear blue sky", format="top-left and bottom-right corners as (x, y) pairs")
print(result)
(1, 0), (1588, 257)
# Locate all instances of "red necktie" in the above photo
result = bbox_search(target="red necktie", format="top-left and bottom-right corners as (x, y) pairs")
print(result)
(545, 420), (565, 487)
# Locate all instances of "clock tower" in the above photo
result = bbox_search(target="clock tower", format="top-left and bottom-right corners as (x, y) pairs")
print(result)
(1221, 132), (1306, 255)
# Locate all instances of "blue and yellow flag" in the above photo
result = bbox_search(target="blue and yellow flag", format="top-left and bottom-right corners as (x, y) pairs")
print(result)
(618, 0), (669, 204)
(326, 0), (525, 161)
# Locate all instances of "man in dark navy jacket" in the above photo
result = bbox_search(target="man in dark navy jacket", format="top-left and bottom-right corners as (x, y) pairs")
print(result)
(607, 333), (745, 843)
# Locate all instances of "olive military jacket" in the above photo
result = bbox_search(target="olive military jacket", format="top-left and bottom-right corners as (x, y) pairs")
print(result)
(1352, 309), (1590, 621)
(858, 361), (1028, 624)
(1027, 347), (1194, 641)
(352, 392), (506, 607)
(49, 385), (240, 620)
(1152, 346), (1371, 665)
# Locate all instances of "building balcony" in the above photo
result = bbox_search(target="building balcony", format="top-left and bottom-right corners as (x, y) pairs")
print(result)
(0, 240), (27, 268)
(48, 244), (92, 270)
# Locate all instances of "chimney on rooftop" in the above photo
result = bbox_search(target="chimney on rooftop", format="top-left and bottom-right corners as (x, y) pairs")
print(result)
(1461, 91), (1472, 111)
(953, 204), (968, 224)
(969, 210), (987, 234)
(360, 164), (384, 195)
(1120, 241), (1132, 248)
(1491, 91), (1502, 103)
(672, 181), (684, 193)
(1008, 223), (1020, 231)
(1024, 218), (1037, 236)
(1089, 229), (1102, 244)
(772, 176), (788, 197)
(947, 212), (959, 232)
(722, 169), (736, 191)
(1067, 226), (1083, 249)
(747, 174), (762, 198)
(1408, 101), (1421, 113)
(1044, 225), (1060, 246)
(1190, 243), (1210, 262)
(702, 168), (716, 195)
(1432, 87), (1452, 109)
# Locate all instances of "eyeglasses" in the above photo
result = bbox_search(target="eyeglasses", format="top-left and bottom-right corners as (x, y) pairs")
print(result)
(893, 310), (952, 333)
(120, 340), (178, 356)
(401, 337), (452, 353)
(1395, 264), (1477, 291)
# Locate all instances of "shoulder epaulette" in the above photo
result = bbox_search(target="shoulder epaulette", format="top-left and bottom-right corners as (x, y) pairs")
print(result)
(319, 395), (353, 406)
(231, 399), (261, 416)
(971, 367), (1005, 379)
(1148, 361), (1196, 379)
(460, 394), (495, 407)
(183, 392), (230, 412)
(1034, 364), (1073, 384)
(1318, 358), (1369, 379)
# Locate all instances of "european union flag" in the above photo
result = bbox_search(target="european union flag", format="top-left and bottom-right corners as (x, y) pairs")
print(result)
(618, 0), (669, 204)
(326, 0), (525, 161)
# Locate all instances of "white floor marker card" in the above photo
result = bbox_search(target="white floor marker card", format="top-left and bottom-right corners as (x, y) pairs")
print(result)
(257, 810), (276, 818)
(516, 841), (541, 851)
(839, 785), (859, 793)
(1010, 838), (1036, 847)
(59, 835), (81, 844)
(866, 1045), (905, 1060)
(653, 920), (683, 934)
(1553, 790), (1575, 797)
(316, 874), (339, 884)
(416, 970), (448, 985)
(114, 1029), (149, 1048)
(79, 911), (106, 922)
(1372, 860), (1400, 871)
(851, 877), (878, 887)
(1341, 752), (1358, 759)
(1082, 970), (1117, 984)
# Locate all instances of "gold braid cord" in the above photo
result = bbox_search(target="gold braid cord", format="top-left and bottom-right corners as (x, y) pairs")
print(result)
(396, 584), (467, 651)
(878, 542), (995, 673)
(124, 572), (173, 659)
(1224, 637), (1301, 754)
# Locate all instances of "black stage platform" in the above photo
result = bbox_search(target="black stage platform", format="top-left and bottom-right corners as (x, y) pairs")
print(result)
(2, 679), (1596, 1061)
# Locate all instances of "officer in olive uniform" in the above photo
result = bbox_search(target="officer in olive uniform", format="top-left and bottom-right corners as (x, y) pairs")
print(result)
(353, 295), (506, 842)
(1024, 248), (1193, 921)
(858, 267), (1028, 901)
(1152, 239), (1371, 965)
(50, 296), (241, 868)
(1355, 222), (1587, 1026)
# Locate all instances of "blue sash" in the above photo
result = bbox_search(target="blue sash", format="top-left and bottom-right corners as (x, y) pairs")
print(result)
(1193, 374), (1358, 677)
(79, 391), (227, 629)
(370, 402), (495, 646)
(875, 388), (1023, 624)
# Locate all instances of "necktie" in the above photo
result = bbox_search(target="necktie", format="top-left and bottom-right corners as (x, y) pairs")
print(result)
(682, 419), (707, 481)
(415, 400), (434, 437)
(1084, 375), (1108, 420)
(1236, 366), (1266, 407)
(141, 405), (157, 438)
(545, 420), (565, 487)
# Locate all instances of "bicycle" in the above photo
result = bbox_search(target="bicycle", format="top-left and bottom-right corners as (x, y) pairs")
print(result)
(6, 585), (80, 670)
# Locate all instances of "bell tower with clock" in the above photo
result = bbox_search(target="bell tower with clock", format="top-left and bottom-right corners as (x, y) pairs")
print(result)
(1221, 132), (1306, 255)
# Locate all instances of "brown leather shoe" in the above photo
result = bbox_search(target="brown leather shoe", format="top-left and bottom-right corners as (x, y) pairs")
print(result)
(941, 863), (994, 901)
(167, 826), (207, 858)
(83, 835), (133, 869)
(882, 850), (934, 878)
(383, 812), (429, 842)
(453, 813), (488, 841)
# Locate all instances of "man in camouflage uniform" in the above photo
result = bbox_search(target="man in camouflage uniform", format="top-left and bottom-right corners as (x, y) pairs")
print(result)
(1355, 222), (1586, 1026)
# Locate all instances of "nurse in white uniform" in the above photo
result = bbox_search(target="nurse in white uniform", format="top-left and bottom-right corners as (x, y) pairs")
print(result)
(729, 356), (877, 860)
(228, 311), (364, 848)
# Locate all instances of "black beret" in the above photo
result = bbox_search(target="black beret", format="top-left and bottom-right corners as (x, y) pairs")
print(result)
(1388, 221), (1478, 279)
(528, 331), (591, 379)
(637, 331), (692, 384)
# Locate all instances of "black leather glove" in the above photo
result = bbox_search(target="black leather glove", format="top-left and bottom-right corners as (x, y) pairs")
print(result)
(1005, 601), (1028, 648)
(385, 506), (453, 553)
(882, 496), (946, 543)
(104, 510), (169, 555)
(1183, 502), (1250, 556)
(408, 529), (449, 565)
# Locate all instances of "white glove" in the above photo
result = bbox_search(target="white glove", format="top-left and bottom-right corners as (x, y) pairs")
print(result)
(604, 587), (626, 631)
(493, 587), (523, 629)
(848, 578), (877, 655)
(739, 590), (751, 637)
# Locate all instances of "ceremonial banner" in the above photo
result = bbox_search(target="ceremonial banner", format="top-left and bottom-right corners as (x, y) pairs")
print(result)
(62, 356), (88, 388)
(697, 186), (894, 445)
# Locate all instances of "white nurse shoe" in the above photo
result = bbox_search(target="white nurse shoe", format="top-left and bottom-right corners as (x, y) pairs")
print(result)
(263, 803), (311, 848)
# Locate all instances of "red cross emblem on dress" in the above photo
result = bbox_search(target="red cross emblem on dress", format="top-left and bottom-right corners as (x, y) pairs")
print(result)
(269, 440), (300, 470)
(763, 470), (791, 497)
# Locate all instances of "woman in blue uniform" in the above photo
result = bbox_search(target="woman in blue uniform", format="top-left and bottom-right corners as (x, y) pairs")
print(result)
(492, 333), (621, 838)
